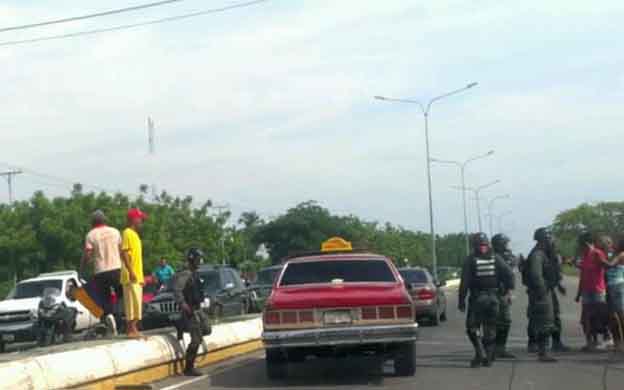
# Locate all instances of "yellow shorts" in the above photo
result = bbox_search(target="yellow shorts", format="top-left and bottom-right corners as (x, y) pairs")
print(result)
(122, 283), (143, 321)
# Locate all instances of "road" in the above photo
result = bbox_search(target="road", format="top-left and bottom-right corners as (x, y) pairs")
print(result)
(148, 277), (624, 390)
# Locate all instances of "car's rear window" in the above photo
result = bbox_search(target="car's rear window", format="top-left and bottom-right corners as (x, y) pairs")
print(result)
(256, 268), (282, 285)
(279, 259), (396, 286)
(399, 270), (430, 284)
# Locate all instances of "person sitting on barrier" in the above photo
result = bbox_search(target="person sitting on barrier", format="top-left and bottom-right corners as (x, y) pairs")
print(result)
(173, 248), (212, 377)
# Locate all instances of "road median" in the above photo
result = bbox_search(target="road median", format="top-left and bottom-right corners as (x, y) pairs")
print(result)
(0, 316), (263, 390)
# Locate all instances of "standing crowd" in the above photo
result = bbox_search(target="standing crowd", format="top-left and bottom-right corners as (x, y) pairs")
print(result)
(574, 232), (624, 353)
(459, 227), (624, 368)
(81, 208), (149, 339)
(80, 208), (209, 376)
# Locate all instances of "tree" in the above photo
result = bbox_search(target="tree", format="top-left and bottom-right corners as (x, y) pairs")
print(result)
(552, 201), (624, 257)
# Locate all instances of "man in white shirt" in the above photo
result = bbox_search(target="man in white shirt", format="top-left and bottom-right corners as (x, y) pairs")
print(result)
(81, 210), (123, 336)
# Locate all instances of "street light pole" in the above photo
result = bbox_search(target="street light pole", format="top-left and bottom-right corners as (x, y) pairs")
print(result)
(488, 194), (510, 236)
(374, 82), (478, 280)
(430, 150), (494, 255)
(453, 179), (500, 234)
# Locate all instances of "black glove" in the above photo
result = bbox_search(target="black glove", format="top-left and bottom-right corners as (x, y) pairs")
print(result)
(557, 284), (567, 296)
(458, 301), (466, 313)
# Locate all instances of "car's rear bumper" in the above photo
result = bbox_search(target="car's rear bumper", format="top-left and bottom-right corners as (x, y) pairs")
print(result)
(414, 300), (437, 317)
(262, 323), (418, 349)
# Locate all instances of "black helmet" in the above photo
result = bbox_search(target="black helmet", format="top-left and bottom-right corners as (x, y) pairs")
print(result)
(533, 227), (552, 243)
(186, 247), (205, 265)
(491, 233), (510, 253)
(471, 232), (489, 248)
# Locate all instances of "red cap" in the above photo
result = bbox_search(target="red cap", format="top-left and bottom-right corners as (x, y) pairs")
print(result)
(127, 208), (148, 221)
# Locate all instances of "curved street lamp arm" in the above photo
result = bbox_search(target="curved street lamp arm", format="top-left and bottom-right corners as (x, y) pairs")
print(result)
(476, 179), (500, 193)
(374, 96), (425, 113)
(426, 82), (479, 113)
(463, 150), (495, 168)
(430, 158), (461, 167)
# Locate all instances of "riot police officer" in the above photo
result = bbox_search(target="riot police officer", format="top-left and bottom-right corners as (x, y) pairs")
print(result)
(549, 241), (571, 352)
(491, 233), (516, 359)
(173, 248), (211, 376)
(459, 233), (514, 368)
(525, 227), (558, 362)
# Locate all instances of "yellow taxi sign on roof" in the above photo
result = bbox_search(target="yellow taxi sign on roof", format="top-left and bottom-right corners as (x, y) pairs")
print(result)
(321, 237), (353, 252)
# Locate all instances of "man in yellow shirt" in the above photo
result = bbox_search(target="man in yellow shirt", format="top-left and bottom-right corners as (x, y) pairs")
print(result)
(121, 208), (148, 338)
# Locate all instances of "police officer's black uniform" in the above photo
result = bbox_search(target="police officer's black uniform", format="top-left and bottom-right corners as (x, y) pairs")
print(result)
(173, 248), (211, 377)
(525, 227), (559, 362)
(459, 233), (514, 368)
(491, 233), (516, 359)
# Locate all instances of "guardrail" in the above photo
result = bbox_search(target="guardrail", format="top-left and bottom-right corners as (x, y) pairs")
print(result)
(0, 316), (263, 390)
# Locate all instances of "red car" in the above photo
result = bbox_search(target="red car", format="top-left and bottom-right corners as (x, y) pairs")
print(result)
(262, 238), (418, 379)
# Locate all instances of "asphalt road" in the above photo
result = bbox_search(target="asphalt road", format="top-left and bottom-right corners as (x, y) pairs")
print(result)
(149, 277), (624, 390)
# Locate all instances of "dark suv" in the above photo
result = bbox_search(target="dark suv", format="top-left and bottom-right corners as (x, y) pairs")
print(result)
(144, 265), (250, 328)
(248, 265), (283, 312)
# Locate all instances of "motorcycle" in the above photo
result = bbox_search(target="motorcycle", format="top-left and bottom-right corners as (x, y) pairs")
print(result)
(36, 288), (77, 347)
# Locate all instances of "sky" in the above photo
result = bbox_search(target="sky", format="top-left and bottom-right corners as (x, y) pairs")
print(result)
(1, 0), (623, 253)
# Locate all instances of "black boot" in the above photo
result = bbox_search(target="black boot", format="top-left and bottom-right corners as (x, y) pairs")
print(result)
(551, 331), (571, 353)
(183, 350), (202, 376)
(495, 328), (516, 359)
(468, 332), (485, 368)
(527, 331), (538, 353)
(483, 341), (496, 367)
(538, 335), (557, 363)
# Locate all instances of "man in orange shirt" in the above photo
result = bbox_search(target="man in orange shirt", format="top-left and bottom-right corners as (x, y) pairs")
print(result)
(120, 208), (148, 338)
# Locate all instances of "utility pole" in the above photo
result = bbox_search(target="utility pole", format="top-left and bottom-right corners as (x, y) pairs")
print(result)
(147, 116), (157, 201)
(213, 204), (230, 265)
(0, 170), (23, 204)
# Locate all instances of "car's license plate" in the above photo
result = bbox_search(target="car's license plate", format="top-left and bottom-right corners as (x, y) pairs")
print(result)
(323, 310), (352, 325)
(1, 334), (15, 342)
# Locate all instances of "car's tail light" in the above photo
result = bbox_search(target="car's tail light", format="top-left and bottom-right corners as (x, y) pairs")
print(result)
(361, 307), (378, 320)
(378, 306), (395, 319)
(299, 310), (314, 323)
(282, 311), (297, 324)
(396, 305), (413, 319)
(264, 311), (280, 325)
(418, 288), (436, 300)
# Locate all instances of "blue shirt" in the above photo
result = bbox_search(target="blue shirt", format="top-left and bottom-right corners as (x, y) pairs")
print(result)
(154, 264), (175, 284)
(606, 265), (624, 286)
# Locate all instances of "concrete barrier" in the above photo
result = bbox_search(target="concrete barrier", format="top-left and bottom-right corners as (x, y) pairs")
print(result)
(0, 317), (262, 390)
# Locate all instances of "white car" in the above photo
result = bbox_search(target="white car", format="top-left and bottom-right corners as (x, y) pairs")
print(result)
(0, 271), (100, 352)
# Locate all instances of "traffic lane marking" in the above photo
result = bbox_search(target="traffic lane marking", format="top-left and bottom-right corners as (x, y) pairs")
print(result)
(159, 376), (207, 390)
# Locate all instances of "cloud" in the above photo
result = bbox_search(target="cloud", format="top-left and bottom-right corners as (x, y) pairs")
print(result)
(1, 0), (624, 254)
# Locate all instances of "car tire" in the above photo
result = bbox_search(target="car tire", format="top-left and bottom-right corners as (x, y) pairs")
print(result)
(266, 349), (288, 380)
(0, 342), (5, 354)
(394, 341), (416, 376)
